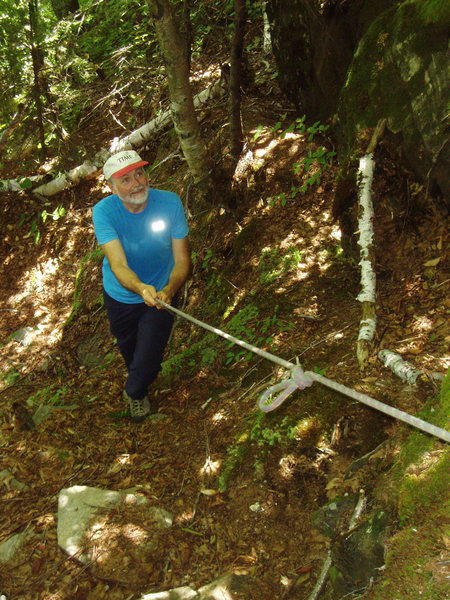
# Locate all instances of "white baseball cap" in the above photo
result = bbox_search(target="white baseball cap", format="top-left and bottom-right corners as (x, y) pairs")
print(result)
(103, 150), (149, 179)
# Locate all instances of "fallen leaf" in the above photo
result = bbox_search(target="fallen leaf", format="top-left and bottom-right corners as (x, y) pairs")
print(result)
(200, 488), (218, 496)
(106, 462), (123, 475)
(423, 257), (441, 267)
(326, 477), (342, 490)
(295, 572), (311, 585)
(296, 564), (314, 573)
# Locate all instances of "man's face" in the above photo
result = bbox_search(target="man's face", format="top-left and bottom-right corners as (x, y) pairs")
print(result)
(109, 166), (149, 206)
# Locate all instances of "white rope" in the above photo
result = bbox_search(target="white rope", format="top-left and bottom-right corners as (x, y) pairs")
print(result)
(157, 300), (450, 444)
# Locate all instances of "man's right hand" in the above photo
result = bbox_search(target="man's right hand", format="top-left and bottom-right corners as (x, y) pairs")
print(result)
(140, 284), (158, 306)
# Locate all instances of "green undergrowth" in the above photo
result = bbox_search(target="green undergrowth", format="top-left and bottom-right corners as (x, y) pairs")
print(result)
(162, 301), (292, 380)
(217, 385), (346, 491)
(416, 0), (450, 24)
(66, 247), (104, 324)
(163, 232), (311, 382)
(362, 370), (450, 600)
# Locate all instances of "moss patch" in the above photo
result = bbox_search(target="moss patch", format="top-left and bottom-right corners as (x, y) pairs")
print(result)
(66, 246), (104, 324)
(365, 371), (450, 600)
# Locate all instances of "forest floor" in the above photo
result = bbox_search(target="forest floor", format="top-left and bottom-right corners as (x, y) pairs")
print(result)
(0, 62), (449, 600)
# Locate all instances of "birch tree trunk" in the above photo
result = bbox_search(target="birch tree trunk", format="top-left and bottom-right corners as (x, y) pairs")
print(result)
(378, 350), (422, 384)
(356, 153), (376, 369)
(356, 120), (386, 369)
(147, 0), (213, 193)
(229, 0), (247, 162)
(181, 0), (193, 69)
(263, 1), (272, 54)
(111, 73), (227, 153)
(0, 77), (226, 197)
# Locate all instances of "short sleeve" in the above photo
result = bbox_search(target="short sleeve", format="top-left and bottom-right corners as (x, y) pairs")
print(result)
(171, 196), (189, 239)
(92, 201), (119, 245)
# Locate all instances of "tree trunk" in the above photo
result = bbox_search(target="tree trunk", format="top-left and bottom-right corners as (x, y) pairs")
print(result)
(356, 153), (376, 370)
(28, 0), (46, 159)
(182, 0), (193, 69)
(111, 73), (227, 153)
(147, 0), (213, 194)
(229, 0), (247, 163)
(50, 0), (80, 19)
(263, 1), (272, 54)
(378, 350), (422, 385)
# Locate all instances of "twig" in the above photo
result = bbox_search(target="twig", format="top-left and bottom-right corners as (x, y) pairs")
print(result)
(432, 277), (450, 289)
(306, 552), (332, 600)
(297, 322), (357, 357)
(108, 109), (127, 130)
(305, 491), (366, 600)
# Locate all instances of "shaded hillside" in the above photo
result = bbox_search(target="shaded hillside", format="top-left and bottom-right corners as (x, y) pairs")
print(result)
(1, 70), (449, 598)
(0, 6), (449, 600)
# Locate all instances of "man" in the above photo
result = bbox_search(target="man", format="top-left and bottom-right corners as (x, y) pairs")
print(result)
(93, 150), (191, 422)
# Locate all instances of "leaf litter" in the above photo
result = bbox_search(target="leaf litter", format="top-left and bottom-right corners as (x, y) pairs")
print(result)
(0, 87), (449, 600)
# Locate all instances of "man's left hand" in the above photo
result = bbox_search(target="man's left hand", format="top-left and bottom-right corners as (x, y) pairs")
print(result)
(156, 286), (175, 308)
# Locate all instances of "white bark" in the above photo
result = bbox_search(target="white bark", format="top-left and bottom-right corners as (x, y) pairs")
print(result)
(358, 317), (377, 341)
(0, 76), (227, 198)
(110, 75), (226, 154)
(32, 151), (109, 197)
(0, 174), (48, 192)
(378, 349), (421, 384)
(357, 153), (375, 302)
(356, 153), (377, 369)
(263, 3), (272, 54)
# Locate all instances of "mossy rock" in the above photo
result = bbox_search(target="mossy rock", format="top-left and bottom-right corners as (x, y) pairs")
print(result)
(363, 370), (450, 600)
(330, 510), (388, 596)
(312, 494), (359, 538)
(338, 0), (450, 197)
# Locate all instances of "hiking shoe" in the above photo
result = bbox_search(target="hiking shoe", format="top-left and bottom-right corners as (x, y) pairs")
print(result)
(123, 390), (150, 423)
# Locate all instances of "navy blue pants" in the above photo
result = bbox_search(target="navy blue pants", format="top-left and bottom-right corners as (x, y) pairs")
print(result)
(103, 291), (175, 400)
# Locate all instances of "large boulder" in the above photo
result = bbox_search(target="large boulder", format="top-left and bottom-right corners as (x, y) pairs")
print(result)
(338, 1), (450, 199)
(265, 0), (393, 121)
(266, 0), (449, 200)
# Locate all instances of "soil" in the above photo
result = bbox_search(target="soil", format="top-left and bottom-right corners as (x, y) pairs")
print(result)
(0, 61), (449, 600)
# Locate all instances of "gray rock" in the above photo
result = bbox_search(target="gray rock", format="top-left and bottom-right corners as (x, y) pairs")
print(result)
(312, 495), (359, 538)
(57, 485), (172, 563)
(140, 573), (255, 600)
(330, 510), (387, 595)
(267, 0), (449, 200)
(338, 2), (450, 199)
(0, 531), (30, 563)
(141, 587), (198, 600)
(198, 573), (254, 599)
(12, 326), (39, 346)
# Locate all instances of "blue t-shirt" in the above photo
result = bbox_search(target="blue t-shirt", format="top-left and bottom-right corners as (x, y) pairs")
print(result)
(92, 188), (189, 303)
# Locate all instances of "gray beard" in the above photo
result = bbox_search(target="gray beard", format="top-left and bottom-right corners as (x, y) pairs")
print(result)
(118, 189), (148, 205)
